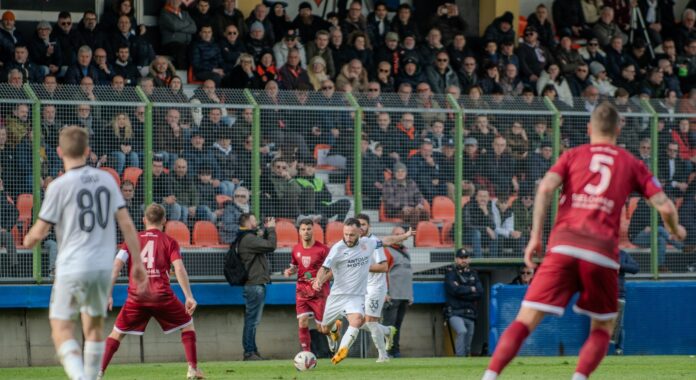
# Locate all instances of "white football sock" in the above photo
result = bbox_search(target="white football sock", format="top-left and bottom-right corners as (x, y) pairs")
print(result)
(339, 326), (359, 350)
(482, 369), (498, 380)
(366, 322), (388, 357)
(83, 341), (105, 380)
(571, 373), (588, 380)
(380, 324), (391, 335)
(58, 339), (85, 380)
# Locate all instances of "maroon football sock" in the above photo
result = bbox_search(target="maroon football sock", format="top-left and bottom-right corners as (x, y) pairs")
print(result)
(575, 328), (611, 377)
(487, 321), (531, 375)
(101, 337), (120, 372)
(181, 331), (198, 368)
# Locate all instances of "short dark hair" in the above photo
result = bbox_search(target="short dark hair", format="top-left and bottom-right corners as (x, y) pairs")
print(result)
(356, 213), (370, 224)
(344, 218), (361, 228)
(58, 11), (71, 19)
(298, 218), (314, 227)
(239, 213), (255, 226)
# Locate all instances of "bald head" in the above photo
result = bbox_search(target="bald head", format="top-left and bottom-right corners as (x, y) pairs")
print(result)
(590, 102), (620, 137)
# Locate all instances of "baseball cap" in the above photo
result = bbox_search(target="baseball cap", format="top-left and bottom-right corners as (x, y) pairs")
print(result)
(444, 138), (455, 147)
(464, 137), (478, 146)
(455, 248), (470, 258)
(298, 1), (312, 11)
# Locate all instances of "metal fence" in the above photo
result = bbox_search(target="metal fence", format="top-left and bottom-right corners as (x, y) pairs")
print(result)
(0, 84), (693, 283)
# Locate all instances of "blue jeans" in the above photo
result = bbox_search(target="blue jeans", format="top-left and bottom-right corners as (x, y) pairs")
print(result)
(111, 151), (140, 175)
(633, 226), (683, 265)
(163, 202), (185, 223)
(243, 284), (266, 354)
(448, 315), (475, 356)
(156, 151), (178, 170)
(219, 181), (236, 197)
(463, 229), (482, 258)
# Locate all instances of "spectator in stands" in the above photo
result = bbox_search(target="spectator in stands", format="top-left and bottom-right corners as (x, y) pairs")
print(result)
(191, 25), (225, 85)
(509, 266), (534, 285)
(568, 62), (593, 97)
(461, 137), (482, 183)
(189, 0), (213, 32)
(254, 51), (277, 86)
(237, 212), (276, 361)
(483, 135), (518, 195)
(365, 1), (390, 50)
(628, 39), (652, 75)
(347, 31), (374, 76)
(660, 142), (691, 199)
(458, 56), (479, 90)
(151, 155), (185, 222)
(426, 120), (448, 152)
(159, 0), (197, 70)
(173, 157), (215, 224)
(294, 3), (330, 44)
(210, 126), (239, 197)
(101, 0), (137, 35)
(182, 129), (216, 177)
(0, 11), (23, 65)
(110, 15), (154, 71)
(374, 61), (394, 92)
(527, 4), (554, 48)
(407, 139), (445, 203)
(671, 118), (696, 159)
(479, 62), (502, 95)
(75, 11), (105, 52)
(429, 3), (467, 46)
(553, 0), (592, 39)
(500, 63), (524, 97)
(3, 43), (44, 83)
(120, 180), (143, 230)
(390, 4), (420, 42)
(245, 3), (275, 45)
(0, 127), (14, 191)
(517, 26), (554, 84)
(5, 103), (29, 147)
(579, 37), (607, 68)
(267, 1), (292, 44)
(100, 112), (139, 175)
(396, 55), (426, 89)
(590, 61), (618, 96)
(218, 186), (250, 244)
(329, 27), (352, 77)
(614, 63), (640, 96)
(29, 21), (62, 77)
(91, 48), (114, 85)
(528, 141), (553, 184)
(277, 47), (310, 90)
(555, 36), (585, 76)
(505, 120), (529, 164)
(296, 161), (350, 224)
(362, 140), (387, 209)
(220, 24), (246, 74)
(676, 8), (696, 53)
(260, 157), (302, 219)
(480, 39), (500, 69)
(306, 56), (329, 90)
(146, 56), (174, 88)
(469, 115), (496, 156)
(499, 39), (519, 69)
(305, 30), (335, 78)
(39, 104), (62, 149)
(0, 176), (17, 269)
(387, 112), (417, 162)
(593, 6), (628, 48)
(214, 0), (247, 42)
(246, 22), (271, 62)
(51, 11), (81, 68)
(491, 192), (523, 257)
(444, 248), (482, 357)
(226, 53), (261, 89)
(420, 28), (446, 66)
(112, 45), (139, 86)
(336, 58), (368, 92)
(155, 108), (187, 169)
(425, 50), (459, 95)
(605, 36), (629, 82)
(382, 162), (428, 229)
(483, 11), (515, 46)
(64, 45), (100, 84)
(512, 181), (534, 243)
(374, 32), (400, 77)
(274, 29), (306, 69)
(629, 198), (683, 272)
(368, 112), (396, 158)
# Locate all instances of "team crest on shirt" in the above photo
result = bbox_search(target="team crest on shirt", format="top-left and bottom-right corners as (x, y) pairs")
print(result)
(302, 256), (311, 268)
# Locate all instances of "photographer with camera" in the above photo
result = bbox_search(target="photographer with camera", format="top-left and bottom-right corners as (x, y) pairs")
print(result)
(444, 248), (483, 357)
(237, 213), (277, 361)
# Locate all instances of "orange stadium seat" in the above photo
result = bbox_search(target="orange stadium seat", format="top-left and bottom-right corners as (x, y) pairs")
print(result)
(415, 221), (444, 247)
(11, 225), (25, 249)
(122, 167), (142, 187)
(216, 194), (232, 208)
(431, 196), (455, 222)
(345, 176), (352, 196)
(165, 221), (191, 247)
(325, 221), (344, 246)
(192, 221), (226, 248)
(379, 202), (403, 223)
(314, 144), (336, 170)
(275, 220), (298, 248)
(187, 66), (204, 85)
(312, 223), (324, 244)
(100, 167), (121, 187)
(16, 193), (33, 221)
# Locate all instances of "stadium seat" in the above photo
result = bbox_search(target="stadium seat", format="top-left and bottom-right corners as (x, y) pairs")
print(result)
(619, 202), (638, 249)
(276, 220), (298, 248)
(187, 66), (204, 85)
(345, 176), (352, 196)
(16, 193), (33, 221)
(312, 223), (325, 244)
(192, 221), (227, 248)
(379, 202), (403, 223)
(11, 225), (25, 249)
(325, 221), (344, 246)
(431, 196), (455, 222)
(415, 221), (444, 247)
(165, 221), (191, 247)
(441, 221), (454, 247)
(314, 144), (336, 171)
(100, 167), (121, 187)
(518, 15), (527, 37)
(122, 167), (142, 187)
(216, 194), (232, 208)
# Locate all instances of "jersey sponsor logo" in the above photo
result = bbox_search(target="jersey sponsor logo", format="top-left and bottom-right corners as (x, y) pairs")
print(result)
(302, 256), (311, 268)
(571, 193), (615, 213)
(347, 255), (370, 268)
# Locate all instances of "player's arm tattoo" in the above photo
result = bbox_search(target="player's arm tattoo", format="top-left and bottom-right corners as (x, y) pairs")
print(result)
(648, 191), (680, 235)
(530, 172), (563, 239)
(315, 266), (330, 287)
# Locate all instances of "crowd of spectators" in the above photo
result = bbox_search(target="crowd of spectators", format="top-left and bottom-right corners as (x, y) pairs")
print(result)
(2, 0), (696, 258)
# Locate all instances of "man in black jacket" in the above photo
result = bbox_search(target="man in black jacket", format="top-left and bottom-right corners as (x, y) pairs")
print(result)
(237, 213), (277, 361)
(0, 178), (18, 268)
(445, 248), (483, 357)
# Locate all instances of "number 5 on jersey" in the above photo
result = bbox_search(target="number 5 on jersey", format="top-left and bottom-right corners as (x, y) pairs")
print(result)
(585, 154), (614, 196)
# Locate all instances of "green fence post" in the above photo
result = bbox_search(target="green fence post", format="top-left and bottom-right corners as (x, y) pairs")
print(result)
(641, 99), (660, 279)
(446, 94), (463, 249)
(135, 87), (153, 207)
(345, 93), (363, 216)
(23, 84), (42, 283)
(543, 97), (561, 224)
(243, 89), (261, 217)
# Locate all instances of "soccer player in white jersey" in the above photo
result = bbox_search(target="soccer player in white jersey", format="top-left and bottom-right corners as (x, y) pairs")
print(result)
(23, 126), (147, 380)
(313, 218), (413, 365)
(356, 213), (398, 362)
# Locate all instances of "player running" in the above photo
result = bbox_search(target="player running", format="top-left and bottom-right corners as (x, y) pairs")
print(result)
(23, 126), (147, 380)
(482, 103), (686, 380)
(313, 218), (413, 365)
(356, 213), (397, 362)
(283, 219), (330, 352)
(98, 204), (204, 380)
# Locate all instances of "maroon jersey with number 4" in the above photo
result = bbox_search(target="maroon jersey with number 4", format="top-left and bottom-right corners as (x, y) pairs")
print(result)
(117, 229), (182, 305)
(546, 143), (662, 267)
(291, 241), (330, 298)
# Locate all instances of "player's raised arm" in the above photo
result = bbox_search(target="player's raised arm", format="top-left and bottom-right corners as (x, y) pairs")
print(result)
(116, 208), (147, 290)
(524, 171), (564, 269)
(172, 259), (197, 315)
(380, 228), (416, 246)
(648, 191), (687, 241)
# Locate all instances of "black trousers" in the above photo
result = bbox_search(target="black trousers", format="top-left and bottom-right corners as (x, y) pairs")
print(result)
(382, 299), (409, 354)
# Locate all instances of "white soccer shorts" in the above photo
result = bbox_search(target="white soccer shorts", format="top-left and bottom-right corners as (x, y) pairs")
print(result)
(364, 289), (387, 318)
(49, 270), (111, 320)
(321, 293), (364, 327)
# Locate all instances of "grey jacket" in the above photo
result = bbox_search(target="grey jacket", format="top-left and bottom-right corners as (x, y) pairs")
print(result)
(238, 228), (276, 285)
(159, 8), (198, 46)
(386, 245), (413, 301)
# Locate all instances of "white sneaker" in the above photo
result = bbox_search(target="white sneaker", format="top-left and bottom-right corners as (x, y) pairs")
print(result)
(385, 326), (397, 351)
(187, 366), (205, 379)
(376, 355), (390, 363)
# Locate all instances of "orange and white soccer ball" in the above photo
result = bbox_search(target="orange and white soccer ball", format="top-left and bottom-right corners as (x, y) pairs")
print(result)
(293, 351), (317, 371)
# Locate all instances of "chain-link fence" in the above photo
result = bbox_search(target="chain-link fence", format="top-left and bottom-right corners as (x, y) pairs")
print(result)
(1, 85), (694, 282)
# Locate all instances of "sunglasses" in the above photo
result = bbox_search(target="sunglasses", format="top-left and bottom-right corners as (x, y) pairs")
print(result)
(520, 271), (533, 275)
(379, 69), (390, 73)
(322, 86), (334, 90)
(368, 88), (379, 92)
(437, 58), (449, 62)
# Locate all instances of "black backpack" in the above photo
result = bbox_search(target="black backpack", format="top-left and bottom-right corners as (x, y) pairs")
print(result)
(223, 231), (256, 286)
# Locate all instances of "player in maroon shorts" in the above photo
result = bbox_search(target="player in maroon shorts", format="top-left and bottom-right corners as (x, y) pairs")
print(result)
(99, 204), (204, 380)
(483, 103), (686, 380)
(283, 218), (331, 352)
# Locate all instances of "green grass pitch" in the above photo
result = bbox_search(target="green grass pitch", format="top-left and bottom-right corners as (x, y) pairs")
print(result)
(1, 356), (695, 379)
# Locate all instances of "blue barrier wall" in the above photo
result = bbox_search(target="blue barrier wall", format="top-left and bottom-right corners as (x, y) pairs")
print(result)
(489, 281), (696, 355)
